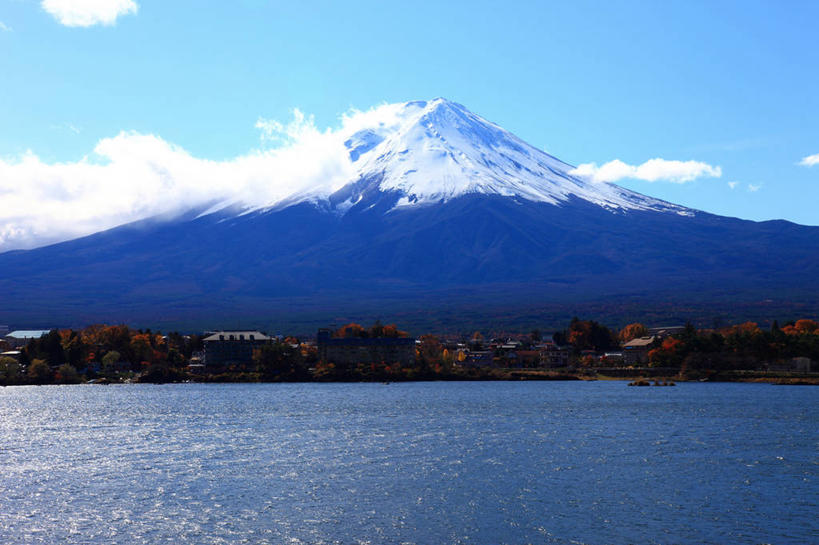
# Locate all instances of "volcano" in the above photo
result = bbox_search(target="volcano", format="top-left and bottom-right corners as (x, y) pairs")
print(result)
(1, 99), (817, 332)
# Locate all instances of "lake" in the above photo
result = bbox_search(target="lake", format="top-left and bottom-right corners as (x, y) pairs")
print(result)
(0, 381), (815, 544)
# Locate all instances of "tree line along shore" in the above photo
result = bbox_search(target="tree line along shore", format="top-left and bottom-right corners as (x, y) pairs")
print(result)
(1, 318), (818, 386)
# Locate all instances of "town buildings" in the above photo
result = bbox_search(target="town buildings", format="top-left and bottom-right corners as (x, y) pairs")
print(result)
(202, 331), (270, 370)
(4, 330), (51, 349)
(316, 329), (416, 366)
(622, 336), (658, 365)
(542, 344), (572, 367)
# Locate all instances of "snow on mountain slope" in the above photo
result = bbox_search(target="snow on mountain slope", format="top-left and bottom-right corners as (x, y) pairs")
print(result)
(260, 98), (694, 217)
(0, 97), (699, 253)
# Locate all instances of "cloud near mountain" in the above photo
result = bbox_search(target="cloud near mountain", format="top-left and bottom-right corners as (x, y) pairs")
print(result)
(0, 110), (355, 251)
(0, 100), (721, 252)
(570, 158), (722, 184)
(1, 98), (817, 331)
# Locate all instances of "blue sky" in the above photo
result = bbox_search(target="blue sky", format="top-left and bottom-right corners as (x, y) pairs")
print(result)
(0, 0), (817, 248)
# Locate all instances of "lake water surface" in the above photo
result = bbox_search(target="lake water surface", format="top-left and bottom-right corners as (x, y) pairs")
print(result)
(0, 381), (816, 544)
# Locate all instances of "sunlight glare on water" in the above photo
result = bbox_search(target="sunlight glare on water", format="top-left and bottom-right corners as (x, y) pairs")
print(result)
(0, 381), (816, 544)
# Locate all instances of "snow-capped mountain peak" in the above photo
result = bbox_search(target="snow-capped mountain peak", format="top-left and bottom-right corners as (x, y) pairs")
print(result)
(337, 98), (690, 215)
(226, 98), (692, 218)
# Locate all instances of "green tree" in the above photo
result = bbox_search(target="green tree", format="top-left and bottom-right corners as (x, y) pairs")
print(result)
(0, 356), (22, 385)
(43, 330), (65, 365)
(60, 331), (86, 367)
(567, 318), (617, 353)
(255, 342), (306, 380)
(102, 350), (121, 377)
(27, 358), (52, 384)
(102, 350), (121, 365)
(56, 363), (81, 384)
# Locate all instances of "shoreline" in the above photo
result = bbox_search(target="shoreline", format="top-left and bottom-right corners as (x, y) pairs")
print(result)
(4, 371), (817, 387)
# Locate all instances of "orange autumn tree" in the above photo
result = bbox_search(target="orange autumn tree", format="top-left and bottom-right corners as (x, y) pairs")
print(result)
(648, 337), (685, 367)
(130, 332), (166, 365)
(380, 324), (408, 338)
(723, 322), (761, 337)
(81, 325), (132, 359)
(782, 319), (819, 335)
(416, 335), (445, 372)
(334, 322), (408, 338)
(619, 323), (648, 343)
(722, 322), (763, 355)
(59, 329), (86, 367)
(335, 323), (366, 338)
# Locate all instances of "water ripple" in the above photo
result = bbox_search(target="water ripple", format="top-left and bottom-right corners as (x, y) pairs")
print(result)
(0, 382), (816, 544)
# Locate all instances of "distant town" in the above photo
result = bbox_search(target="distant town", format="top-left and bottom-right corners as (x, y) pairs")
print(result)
(0, 318), (817, 386)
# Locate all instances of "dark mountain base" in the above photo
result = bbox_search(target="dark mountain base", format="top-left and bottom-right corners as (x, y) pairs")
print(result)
(2, 286), (816, 336)
(1, 195), (817, 334)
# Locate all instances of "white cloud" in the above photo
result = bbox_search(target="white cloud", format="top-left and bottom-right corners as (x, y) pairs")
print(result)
(799, 153), (819, 167)
(747, 183), (762, 192)
(570, 158), (722, 184)
(0, 105), (411, 251)
(0, 21), (12, 32)
(727, 181), (739, 189)
(41, 0), (138, 27)
(0, 102), (733, 252)
(255, 109), (322, 147)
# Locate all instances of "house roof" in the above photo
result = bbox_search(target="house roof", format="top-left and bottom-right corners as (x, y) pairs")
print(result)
(319, 336), (416, 347)
(623, 336), (657, 348)
(203, 331), (270, 342)
(6, 330), (51, 339)
(648, 326), (685, 336)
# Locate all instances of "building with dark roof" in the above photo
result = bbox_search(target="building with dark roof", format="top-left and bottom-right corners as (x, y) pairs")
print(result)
(541, 343), (571, 367)
(622, 336), (658, 365)
(202, 331), (270, 370)
(317, 329), (416, 366)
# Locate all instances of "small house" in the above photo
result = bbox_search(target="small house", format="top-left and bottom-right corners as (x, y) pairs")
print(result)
(4, 330), (52, 349)
(622, 336), (658, 365)
(203, 331), (271, 371)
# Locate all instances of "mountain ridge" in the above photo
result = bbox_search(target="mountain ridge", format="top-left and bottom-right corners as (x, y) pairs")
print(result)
(1, 98), (817, 330)
(215, 98), (695, 221)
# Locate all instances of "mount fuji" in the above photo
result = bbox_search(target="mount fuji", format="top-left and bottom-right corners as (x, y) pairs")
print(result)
(242, 98), (693, 216)
(1, 99), (817, 331)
